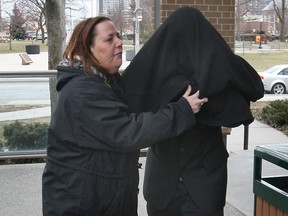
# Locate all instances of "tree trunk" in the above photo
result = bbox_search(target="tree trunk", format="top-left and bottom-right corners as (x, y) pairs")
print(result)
(45, 0), (66, 115)
(280, 21), (285, 42)
(279, 0), (285, 42)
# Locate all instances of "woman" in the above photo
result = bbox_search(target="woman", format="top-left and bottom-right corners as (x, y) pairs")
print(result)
(42, 16), (207, 215)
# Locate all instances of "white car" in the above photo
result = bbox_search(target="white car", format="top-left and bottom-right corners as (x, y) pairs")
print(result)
(32, 32), (48, 40)
(0, 35), (10, 43)
(259, 64), (288, 94)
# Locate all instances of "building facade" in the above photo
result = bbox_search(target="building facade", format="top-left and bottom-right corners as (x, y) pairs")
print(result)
(98, 0), (132, 15)
(92, 0), (236, 49)
(152, 0), (235, 49)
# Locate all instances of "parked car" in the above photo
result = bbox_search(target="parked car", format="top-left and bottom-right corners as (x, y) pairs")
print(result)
(259, 64), (288, 94)
(31, 32), (48, 40)
(13, 33), (25, 40)
(25, 31), (36, 40)
(0, 35), (10, 43)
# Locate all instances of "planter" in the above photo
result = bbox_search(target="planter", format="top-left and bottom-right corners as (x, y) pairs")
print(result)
(254, 144), (288, 215)
(25, 45), (40, 54)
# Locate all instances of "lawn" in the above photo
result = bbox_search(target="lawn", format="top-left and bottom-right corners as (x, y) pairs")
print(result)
(235, 40), (288, 71)
(0, 39), (134, 54)
(0, 40), (48, 54)
(236, 51), (288, 72)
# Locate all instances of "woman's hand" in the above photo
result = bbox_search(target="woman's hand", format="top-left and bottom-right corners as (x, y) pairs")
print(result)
(182, 85), (208, 113)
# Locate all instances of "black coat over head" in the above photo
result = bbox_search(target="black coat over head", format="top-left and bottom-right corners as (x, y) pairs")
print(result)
(121, 7), (264, 127)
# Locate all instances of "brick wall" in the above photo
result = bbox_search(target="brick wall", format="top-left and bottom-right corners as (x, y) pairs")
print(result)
(152, 0), (235, 49)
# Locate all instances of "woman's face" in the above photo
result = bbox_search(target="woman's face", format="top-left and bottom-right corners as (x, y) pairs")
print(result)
(90, 20), (123, 74)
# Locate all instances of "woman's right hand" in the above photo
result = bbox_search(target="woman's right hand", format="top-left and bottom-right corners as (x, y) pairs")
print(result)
(182, 85), (208, 113)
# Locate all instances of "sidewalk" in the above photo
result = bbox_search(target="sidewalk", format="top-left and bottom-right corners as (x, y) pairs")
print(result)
(0, 121), (287, 216)
(1, 51), (288, 216)
(0, 49), (130, 71)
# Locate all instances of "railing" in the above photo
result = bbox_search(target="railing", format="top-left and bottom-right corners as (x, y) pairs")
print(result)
(0, 150), (47, 160)
(0, 70), (57, 78)
(0, 70), (234, 161)
(0, 70), (55, 160)
(0, 70), (148, 160)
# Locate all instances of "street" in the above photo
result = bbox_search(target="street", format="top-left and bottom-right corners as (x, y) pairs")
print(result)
(0, 78), (50, 105)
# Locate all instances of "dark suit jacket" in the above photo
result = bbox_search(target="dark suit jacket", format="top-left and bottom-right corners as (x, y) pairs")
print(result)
(143, 124), (228, 214)
(121, 7), (264, 214)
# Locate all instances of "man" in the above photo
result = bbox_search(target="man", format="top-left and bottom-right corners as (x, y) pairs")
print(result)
(121, 7), (264, 216)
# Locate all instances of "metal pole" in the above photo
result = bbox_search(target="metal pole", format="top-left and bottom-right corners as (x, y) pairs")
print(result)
(258, 22), (262, 49)
(244, 125), (249, 150)
(155, 0), (160, 29)
(134, 0), (140, 54)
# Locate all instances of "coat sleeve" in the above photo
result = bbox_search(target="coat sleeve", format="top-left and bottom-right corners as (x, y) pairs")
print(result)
(72, 78), (196, 153)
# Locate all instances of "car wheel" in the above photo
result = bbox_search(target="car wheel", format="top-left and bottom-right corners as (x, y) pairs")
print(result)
(271, 83), (285, 94)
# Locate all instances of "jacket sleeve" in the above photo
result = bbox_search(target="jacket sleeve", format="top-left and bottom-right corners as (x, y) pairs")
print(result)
(72, 78), (196, 153)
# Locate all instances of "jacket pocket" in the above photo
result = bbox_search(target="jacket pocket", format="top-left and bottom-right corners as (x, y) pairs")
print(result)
(202, 144), (229, 172)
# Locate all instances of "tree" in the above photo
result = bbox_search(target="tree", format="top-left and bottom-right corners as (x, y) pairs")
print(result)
(18, 0), (46, 43)
(10, 3), (26, 40)
(139, 0), (153, 43)
(273, 0), (287, 42)
(46, 0), (85, 114)
(235, 0), (252, 41)
(0, 0), (3, 32)
(45, 0), (66, 114)
(107, 0), (128, 36)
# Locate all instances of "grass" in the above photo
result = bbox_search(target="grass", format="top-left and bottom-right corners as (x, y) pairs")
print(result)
(0, 40), (135, 54)
(235, 40), (288, 71)
(0, 40), (48, 54)
(236, 51), (288, 72)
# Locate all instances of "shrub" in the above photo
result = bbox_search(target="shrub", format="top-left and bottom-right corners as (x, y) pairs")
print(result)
(0, 139), (4, 152)
(3, 121), (48, 151)
(260, 100), (288, 128)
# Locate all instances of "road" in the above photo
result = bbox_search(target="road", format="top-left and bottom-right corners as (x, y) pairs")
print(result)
(0, 78), (50, 105)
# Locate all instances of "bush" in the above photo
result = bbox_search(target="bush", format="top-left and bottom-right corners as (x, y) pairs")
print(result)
(3, 121), (48, 151)
(0, 139), (4, 152)
(260, 100), (288, 128)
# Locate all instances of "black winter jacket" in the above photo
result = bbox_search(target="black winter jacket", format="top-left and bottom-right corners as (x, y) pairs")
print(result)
(42, 65), (195, 215)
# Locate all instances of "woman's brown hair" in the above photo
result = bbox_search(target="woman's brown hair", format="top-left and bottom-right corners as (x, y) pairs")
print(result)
(63, 16), (111, 75)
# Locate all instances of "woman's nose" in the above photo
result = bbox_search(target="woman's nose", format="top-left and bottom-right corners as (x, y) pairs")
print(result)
(116, 37), (123, 47)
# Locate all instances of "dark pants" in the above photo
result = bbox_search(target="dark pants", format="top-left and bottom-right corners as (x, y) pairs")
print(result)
(146, 182), (223, 216)
(43, 159), (139, 216)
